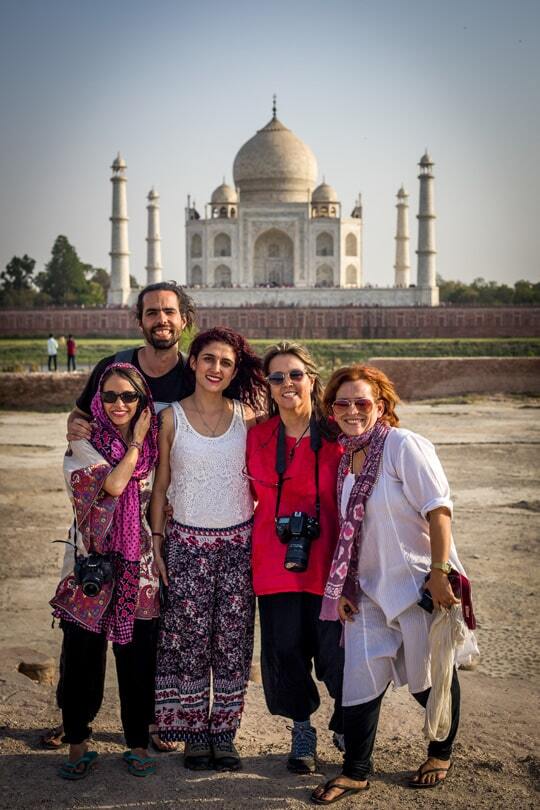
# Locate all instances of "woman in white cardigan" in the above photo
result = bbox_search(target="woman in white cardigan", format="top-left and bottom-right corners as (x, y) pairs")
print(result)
(311, 364), (477, 805)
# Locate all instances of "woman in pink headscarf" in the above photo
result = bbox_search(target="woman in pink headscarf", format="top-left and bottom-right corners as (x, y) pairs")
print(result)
(50, 362), (160, 780)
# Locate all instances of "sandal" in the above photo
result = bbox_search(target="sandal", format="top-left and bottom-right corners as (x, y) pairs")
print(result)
(41, 724), (65, 750)
(59, 750), (98, 780)
(407, 761), (452, 789)
(122, 750), (156, 777)
(311, 778), (369, 805)
(184, 741), (213, 771)
(212, 740), (241, 772)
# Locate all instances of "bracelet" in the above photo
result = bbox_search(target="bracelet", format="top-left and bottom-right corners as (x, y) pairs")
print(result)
(152, 532), (165, 538)
(129, 441), (142, 450)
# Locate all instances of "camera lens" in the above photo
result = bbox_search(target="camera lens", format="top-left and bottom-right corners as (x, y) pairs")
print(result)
(82, 579), (101, 597)
(284, 539), (310, 572)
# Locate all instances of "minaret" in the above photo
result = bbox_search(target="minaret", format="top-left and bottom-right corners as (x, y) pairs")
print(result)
(416, 152), (437, 288)
(394, 186), (410, 288)
(145, 188), (162, 286)
(351, 192), (363, 219)
(107, 153), (130, 306)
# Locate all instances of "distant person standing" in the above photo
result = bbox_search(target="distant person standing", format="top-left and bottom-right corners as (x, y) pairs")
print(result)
(66, 335), (77, 372)
(47, 334), (59, 372)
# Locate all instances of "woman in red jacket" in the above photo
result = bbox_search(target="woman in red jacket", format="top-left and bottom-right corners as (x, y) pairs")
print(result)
(246, 341), (344, 775)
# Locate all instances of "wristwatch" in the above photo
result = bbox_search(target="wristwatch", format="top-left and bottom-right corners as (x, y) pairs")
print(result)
(430, 561), (452, 575)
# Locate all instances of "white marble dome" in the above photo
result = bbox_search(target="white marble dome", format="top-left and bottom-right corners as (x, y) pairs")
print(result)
(312, 182), (338, 203)
(233, 114), (318, 203)
(211, 183), (238, 204)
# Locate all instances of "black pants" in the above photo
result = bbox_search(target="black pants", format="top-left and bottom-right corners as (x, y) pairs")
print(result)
(67, 355), (76, 371)
(61, 619), (158, 749)
(56, 636), (105, 720)
(342, 669), (461, 780)
(258, 592), (344, 733)
(48, 355), (57, 371)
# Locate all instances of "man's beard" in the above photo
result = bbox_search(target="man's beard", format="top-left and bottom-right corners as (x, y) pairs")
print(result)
(143, 326), (180, 350)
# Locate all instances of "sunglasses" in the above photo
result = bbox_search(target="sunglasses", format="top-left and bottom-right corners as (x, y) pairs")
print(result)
(332, 397), (374, 415)
(266, 369), (306, 385)
(101, 390), (140, 404)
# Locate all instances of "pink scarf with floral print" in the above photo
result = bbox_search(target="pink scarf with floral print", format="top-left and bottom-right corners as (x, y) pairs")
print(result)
(89, 363), (158, 562)
(320, 419), (391, 621)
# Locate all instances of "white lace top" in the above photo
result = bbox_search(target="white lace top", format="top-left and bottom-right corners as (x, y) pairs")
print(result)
(166, 399), (253, 528)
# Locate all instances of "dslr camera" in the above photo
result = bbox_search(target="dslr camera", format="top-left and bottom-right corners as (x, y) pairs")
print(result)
(275, 511), (320, 572)
(74, 553), (113, 597)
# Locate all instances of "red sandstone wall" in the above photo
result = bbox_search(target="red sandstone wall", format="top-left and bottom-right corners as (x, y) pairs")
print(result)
(368, 357), (540, 400)
(0, 372), (88, 410)
(1, 306), (538, 339)
(1, 359), (538, 410)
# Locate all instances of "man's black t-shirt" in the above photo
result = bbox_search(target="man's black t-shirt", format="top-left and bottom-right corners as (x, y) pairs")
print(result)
(76, 349), (191, 415)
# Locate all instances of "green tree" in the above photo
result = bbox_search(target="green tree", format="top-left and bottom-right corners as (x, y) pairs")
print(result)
(0, 254), (40, 307)
(514, 280), (540, 304)
(87, 266), (110, 298)
(36, 236), (107, 305)
(0, 254), (36, 291)
(438, 276), (479, 304)
(36, 236), (87, 304)
(438, 275), (540, 305)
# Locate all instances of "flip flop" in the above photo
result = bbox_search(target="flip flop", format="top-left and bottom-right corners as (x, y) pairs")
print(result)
(122, 750), (157, 777)
(59, 750), (98, 780)
(41, 725), (65, 750)
(311, 779), (369, 805)
(407, 762), (452, 789)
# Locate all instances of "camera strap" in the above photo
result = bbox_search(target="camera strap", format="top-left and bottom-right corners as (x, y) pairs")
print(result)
(275, 413), (321, 523)
(52, 536), (79, 565)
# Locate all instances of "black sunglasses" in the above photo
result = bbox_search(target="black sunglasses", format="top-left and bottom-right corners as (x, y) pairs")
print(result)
(101, 391), (140, 404)
(266, 369), (306, 385)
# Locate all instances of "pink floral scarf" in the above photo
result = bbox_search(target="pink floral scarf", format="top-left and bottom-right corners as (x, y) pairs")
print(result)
(320, 419), (391, 621)
(89, 363), (158, 562)
(51, 362), (159, 644)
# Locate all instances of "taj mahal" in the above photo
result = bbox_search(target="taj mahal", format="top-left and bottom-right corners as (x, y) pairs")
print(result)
(108, 101), (439, 308)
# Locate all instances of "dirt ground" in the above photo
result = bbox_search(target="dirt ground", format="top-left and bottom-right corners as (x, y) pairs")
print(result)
(0, 398), (539, 809)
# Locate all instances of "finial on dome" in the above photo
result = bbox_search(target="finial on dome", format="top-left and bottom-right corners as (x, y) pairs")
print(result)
(272, 94), (277, 119)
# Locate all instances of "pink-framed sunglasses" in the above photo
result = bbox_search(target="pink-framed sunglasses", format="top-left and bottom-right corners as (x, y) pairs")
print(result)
(332, 397), (375, 415)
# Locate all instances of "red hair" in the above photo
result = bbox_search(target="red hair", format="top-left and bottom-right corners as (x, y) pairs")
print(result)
(323, 364), (400, 427)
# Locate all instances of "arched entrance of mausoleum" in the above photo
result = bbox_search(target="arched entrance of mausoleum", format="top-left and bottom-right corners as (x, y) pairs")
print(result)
(253, 229), (294, 287)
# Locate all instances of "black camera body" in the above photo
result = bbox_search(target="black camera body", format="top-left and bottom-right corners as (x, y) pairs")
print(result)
(275, 511), (320, 572)
(74, 553), (113, 597)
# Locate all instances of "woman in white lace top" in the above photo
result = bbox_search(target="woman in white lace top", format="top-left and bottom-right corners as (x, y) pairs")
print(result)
(150, 327), (266, 773)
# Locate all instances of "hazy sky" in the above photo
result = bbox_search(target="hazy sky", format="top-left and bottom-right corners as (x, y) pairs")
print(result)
(1, 0), (538, 288)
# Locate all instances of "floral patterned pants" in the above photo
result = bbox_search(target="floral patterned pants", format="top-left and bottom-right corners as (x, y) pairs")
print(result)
(155, 518), (254, 744)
